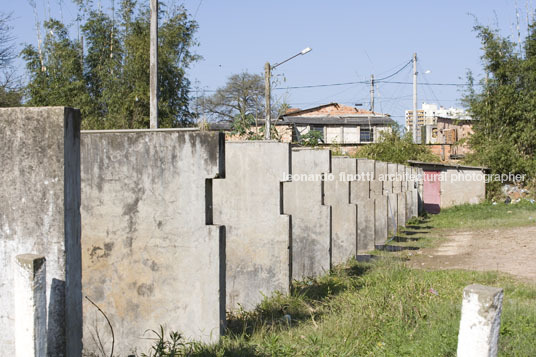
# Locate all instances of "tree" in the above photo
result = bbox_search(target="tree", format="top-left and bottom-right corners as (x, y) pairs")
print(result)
(197, 71), (286, 136)
(197, 72), (265, 131)
(22, 1), (199, 129)
(463, 23), (536, 180)
(0, 12), (22, 107)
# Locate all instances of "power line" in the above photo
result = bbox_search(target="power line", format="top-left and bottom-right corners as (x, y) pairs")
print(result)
(375, 59), (413, 81)
(273, 79), (476, 91)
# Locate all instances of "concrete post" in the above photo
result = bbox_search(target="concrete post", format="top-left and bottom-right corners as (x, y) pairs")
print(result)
(457, 284), (504, 357)
(15, 254), (46, 357)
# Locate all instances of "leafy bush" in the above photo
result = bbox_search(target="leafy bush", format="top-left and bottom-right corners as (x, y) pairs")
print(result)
(298, 130), (323, 147)
(355, 127), (439, 164)
(462, 24), (536, 181)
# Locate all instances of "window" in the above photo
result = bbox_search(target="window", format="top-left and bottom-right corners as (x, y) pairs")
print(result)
(360, 127), (374, 143)
(310, 125), (324, 141)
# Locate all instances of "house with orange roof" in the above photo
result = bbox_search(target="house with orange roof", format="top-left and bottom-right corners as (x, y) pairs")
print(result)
(280, 102), (395, 144)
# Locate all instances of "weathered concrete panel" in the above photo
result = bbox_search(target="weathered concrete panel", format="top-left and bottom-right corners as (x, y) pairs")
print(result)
(81, 130), (225, 355)
(354, 159), (375, 253)
(397, 193), (407, 228)
(441, 168), (486, 208)
(411, 180), (419, 219)
(405, 190), (413, 221)
(0, 107), (82, 356)
(388, 163), (401, 194)
(283, 149), (331, 280)
(357, 200), (375, 253)
(325, 157), (357, 265)
(374, 195), (388, 246)
(387, 193), (398, 235)
(213, 141), (291, 311)
(416, 167), (425, 215)
(399, 164), (407, 192)
(376, 161), (389, 195)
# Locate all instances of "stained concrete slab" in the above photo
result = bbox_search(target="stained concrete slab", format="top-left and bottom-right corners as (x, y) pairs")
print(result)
(81, 130), (225, 355)
(388, 163), (401, 194)
(374, 195), (388, 246)
(398, 192), (407, 228)
(406, 190), (414, 221)
(325, 157), (358, 265)
(213, 141), (291, 311)
(399, 164), (407, 192)
(354, 159), (375, 253)
(283, 149), (331, 280)
(387, 193), (398, 235)
(357, 199), (375, 253)
(372, 161), (389, 246)
(0, 107), (82, 356)
(376, 161), (390, 195)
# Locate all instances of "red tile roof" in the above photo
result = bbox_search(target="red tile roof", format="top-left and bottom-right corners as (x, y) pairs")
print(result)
(283, 103), (386, 117)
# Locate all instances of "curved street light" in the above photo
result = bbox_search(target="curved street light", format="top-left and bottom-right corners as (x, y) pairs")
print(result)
(265, 47), (312, 140)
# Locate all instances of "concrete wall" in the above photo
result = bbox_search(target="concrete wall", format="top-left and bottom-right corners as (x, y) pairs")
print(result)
(386, 163), (399, 234)
(397, 191), (407, 228)
(441, 167), (486, 208)
(374, 195), (388, 246)
(354, 159), (375, 253)
(414, 167), (425, 214)
(370, 161), (388, 246)
(389, 163), (401, 194)
(81, 130), (225, 355)
(325, 157), (357, 264)
(0, 107), (82, 356)
(283, 149), (331, 280)
(213, 141), (291, 311)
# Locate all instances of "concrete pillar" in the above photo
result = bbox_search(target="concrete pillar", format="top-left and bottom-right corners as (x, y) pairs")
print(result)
(457, 284), (504, 357)
(388, 163), (399, 193)
(397, 193), (406, 228)
(283, 148), (331, 280)
(15, 254), (46, 357)
(374, 195), (388, 247)
(387, 193), (398, 236)
(357, 199), (375, 253)
(325, 157), (358, 265)
(0, 107), (82, 356)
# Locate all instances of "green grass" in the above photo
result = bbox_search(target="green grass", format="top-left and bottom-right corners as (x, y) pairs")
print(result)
(162, 259), (535, 357)
(424, 200), (536, 229)
(144, 203), (536, 356)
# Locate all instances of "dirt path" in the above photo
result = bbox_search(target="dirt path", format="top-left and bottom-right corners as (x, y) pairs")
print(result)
(407, 225), (536, 283)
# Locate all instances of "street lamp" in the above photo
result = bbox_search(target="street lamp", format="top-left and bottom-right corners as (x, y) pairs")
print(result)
(264, 47), (312, 140)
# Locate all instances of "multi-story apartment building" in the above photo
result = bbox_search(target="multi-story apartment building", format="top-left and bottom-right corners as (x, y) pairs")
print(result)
(405, 103), (470, 142)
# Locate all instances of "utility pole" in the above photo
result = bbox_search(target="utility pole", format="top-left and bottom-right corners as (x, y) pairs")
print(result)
(369, 74), (375, 112)
(264, 62), (271, 140)
(264, 47), (311, 140)
(150, 0), (158, 129)
(412, 52), (418, 144)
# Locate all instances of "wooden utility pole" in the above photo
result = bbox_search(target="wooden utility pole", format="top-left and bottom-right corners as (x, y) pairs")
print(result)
(264, 62), (271, 140)
(412, 52), (418, 143)
(370, 74), (375, 112)
(150, 0), (158, 129)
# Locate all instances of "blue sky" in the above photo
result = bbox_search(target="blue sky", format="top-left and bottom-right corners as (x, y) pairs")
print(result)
(3, 0), (532, 125)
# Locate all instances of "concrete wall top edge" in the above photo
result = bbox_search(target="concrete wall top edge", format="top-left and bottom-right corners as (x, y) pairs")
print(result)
(81, 128), (202, 134)
(0, 106), (75, 111)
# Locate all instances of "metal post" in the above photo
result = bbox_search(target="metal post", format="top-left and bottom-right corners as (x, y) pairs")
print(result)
(370, 74), (375, 112)
(413, 52), (418, 143)
(150, 0), (158, 129)
(15, 254), (47, 357)
(264, 62), (271, 140)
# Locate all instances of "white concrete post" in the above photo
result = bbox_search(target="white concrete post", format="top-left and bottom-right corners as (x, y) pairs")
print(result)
(15, 254), (47, 357)
(457, 284), (504, 357)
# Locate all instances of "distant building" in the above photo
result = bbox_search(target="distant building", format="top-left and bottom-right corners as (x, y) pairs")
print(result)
(280, 103), (395, 144)
(405, 103), (471, 143)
